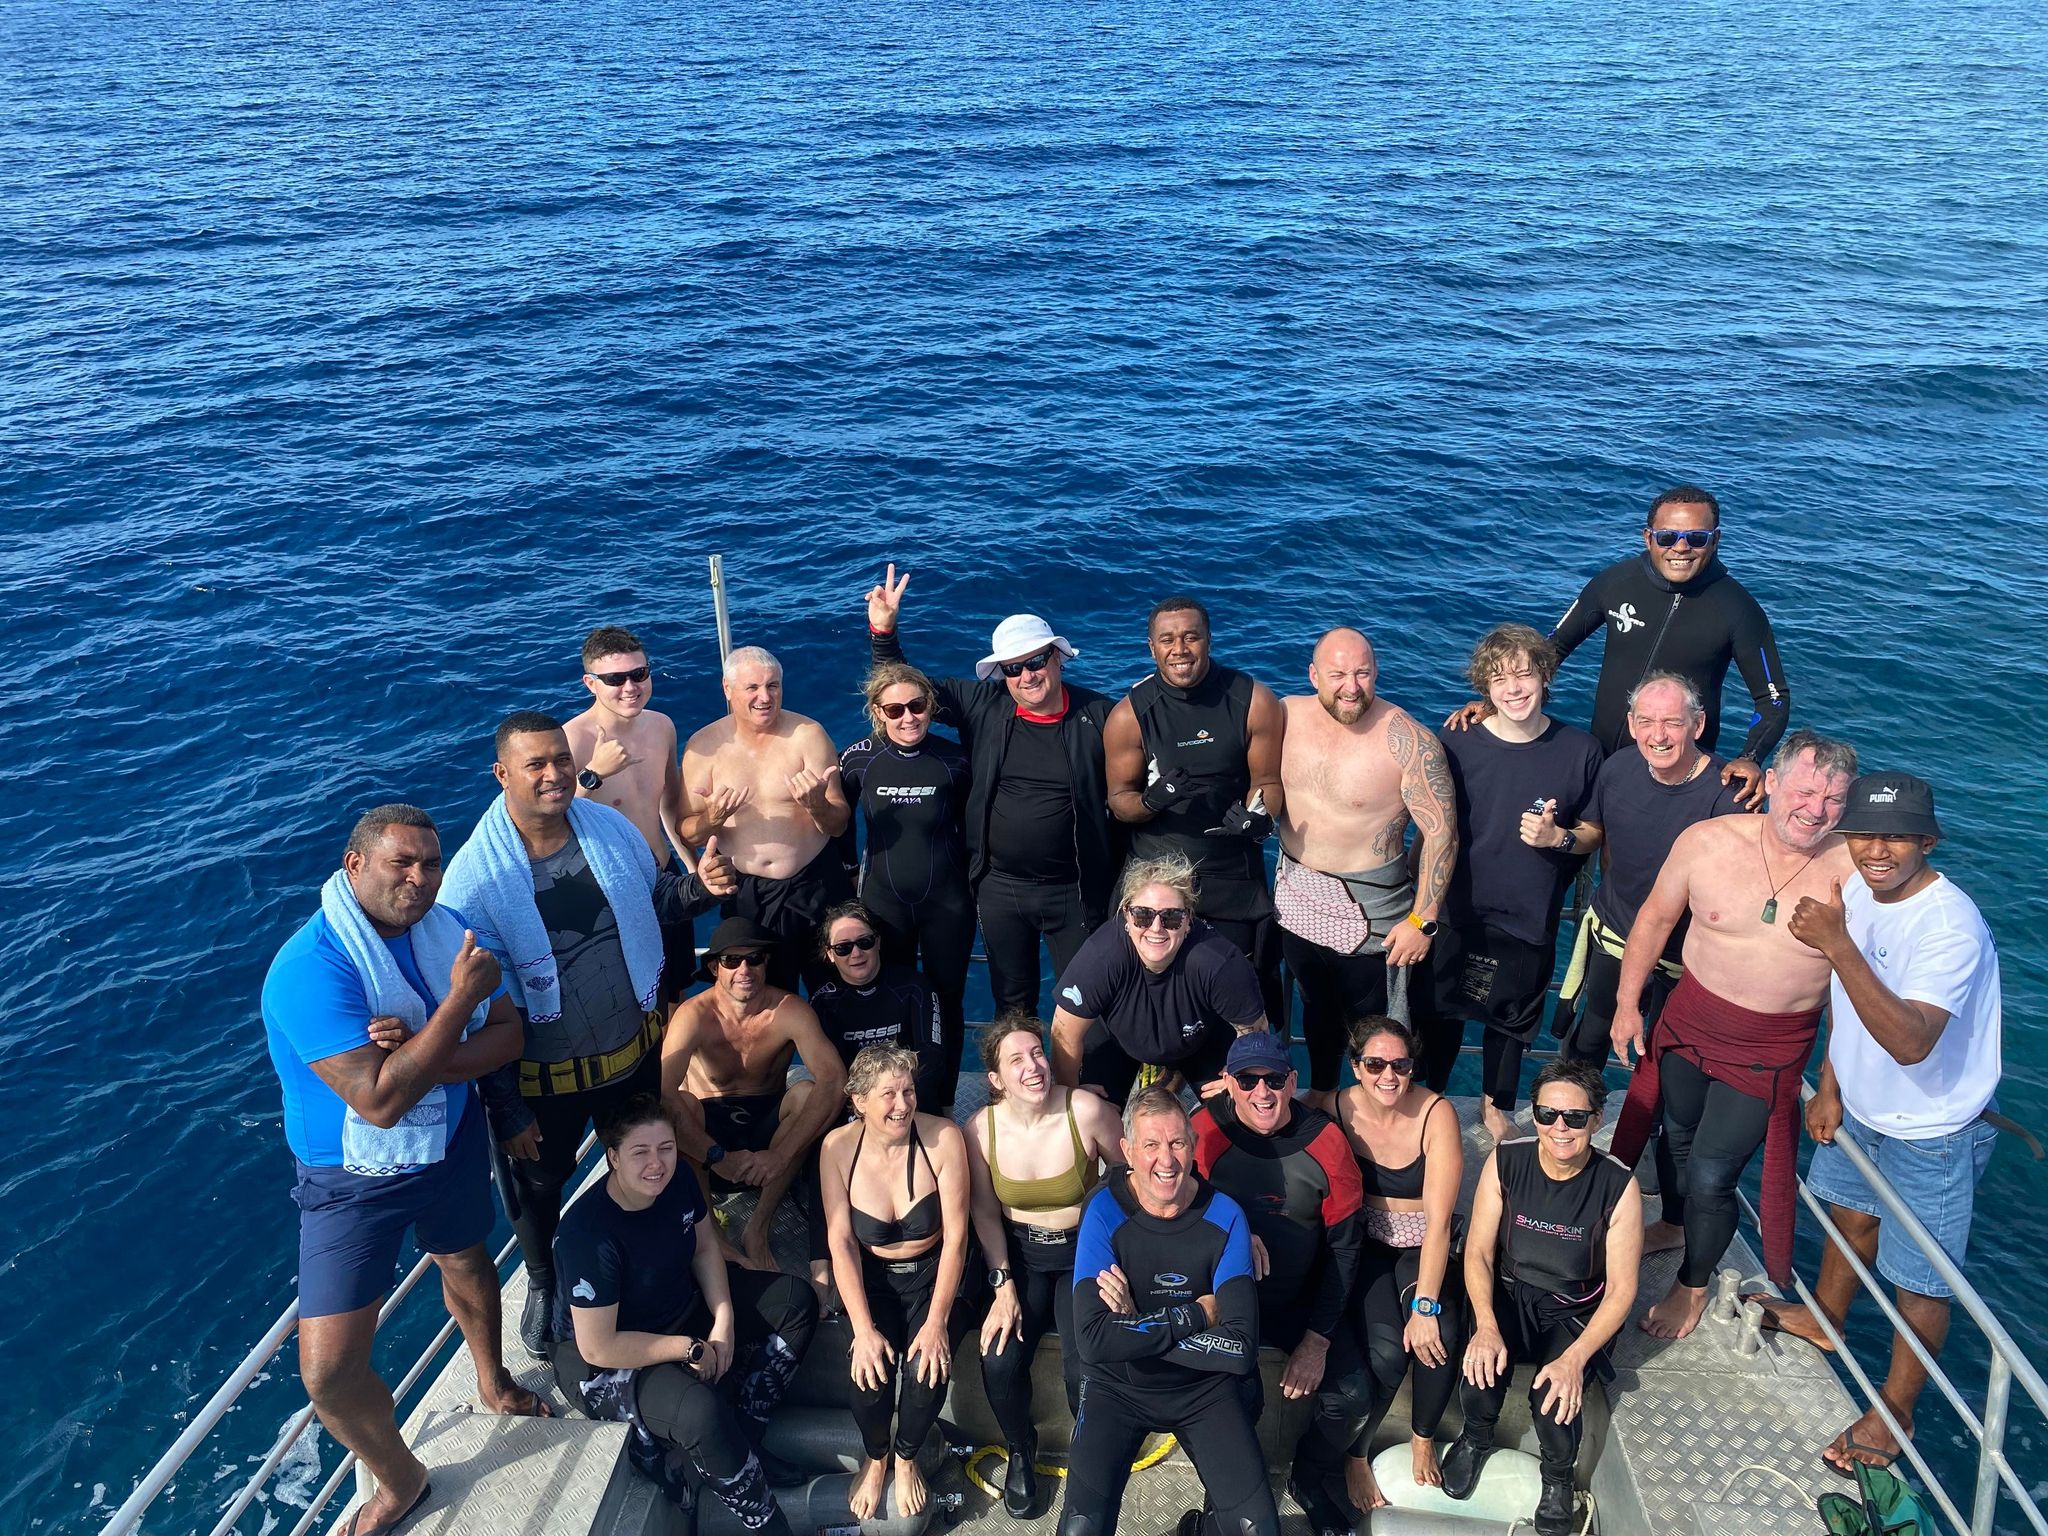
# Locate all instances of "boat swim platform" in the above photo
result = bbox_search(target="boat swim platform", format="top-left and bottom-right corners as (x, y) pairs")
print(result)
(330, 1090), (1859, 1536)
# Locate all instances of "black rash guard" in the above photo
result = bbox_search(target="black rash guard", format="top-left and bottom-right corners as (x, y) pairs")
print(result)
(839, 734), (972, 906)
(807, 965), (947, 1108)
(1127, 664), (1269, 921)
(1551, 552), (1790, 762)
(985, 713), (1080, 883)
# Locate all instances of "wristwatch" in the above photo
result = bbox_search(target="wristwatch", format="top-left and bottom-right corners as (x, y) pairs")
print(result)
(1410, 1296), (1443, 1317)
(705, 1143), (727, 1167)
(1558, 826), (1579, 855)
(577, 768), (604, 791)
(988, 1267), (1012, 1290)
(1405, 913), (1441, 938)
(681, 1338), (706, 1365)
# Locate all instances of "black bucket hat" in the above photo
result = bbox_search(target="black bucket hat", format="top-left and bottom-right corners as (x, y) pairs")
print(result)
(695, 916), (780, 982)
(1834, 773), (1943, 840)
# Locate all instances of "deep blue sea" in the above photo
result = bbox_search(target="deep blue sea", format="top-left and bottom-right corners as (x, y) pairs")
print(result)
(4, 0), (2045, 1529)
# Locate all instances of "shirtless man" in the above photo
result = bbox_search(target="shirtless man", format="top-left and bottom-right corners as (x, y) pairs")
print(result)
(1276, 628), (1458, 1104)
(661, 916), (848, 1271)
(1608, 728), (1858, 1339)
(680, 646), (854, 991)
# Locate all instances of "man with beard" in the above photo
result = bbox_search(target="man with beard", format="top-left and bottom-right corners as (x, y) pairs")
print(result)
(1608, 728), (1859, 1338)
(1106, 596), (1288, 1024)
(1275, 628), (1458, 1104)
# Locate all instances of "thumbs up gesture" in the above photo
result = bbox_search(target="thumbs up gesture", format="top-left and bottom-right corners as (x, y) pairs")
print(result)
(1519, 798), (1561, 849)
(697, 836), (739, 899)
(1787, 877), (1849, 958)
(451, 928), (502, 1001)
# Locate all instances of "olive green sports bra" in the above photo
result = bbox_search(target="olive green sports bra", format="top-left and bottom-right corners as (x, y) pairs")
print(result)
(986, 1095), (1096, 1213)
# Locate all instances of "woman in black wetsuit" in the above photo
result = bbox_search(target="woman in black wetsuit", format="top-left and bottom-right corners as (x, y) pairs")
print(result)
(1335, 1016), (1466, 1510)
(549, 1095), (819, 1535)
(1445, 1059), (1643, 1536)
(839, 662), (974, 1085)
(819, 1044), (973, 1521)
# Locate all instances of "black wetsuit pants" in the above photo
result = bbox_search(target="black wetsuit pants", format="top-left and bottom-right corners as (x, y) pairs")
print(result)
(865, 882), (974, 1093)
(551, 1267), (818, 1533)
(978, 870), (1093, 1017)
(1281, 931), (1389, 1093)
(1355, 1240), (1466, 1447)
(498, 1054), (661, 1285)
(1657, 1052), (1772, 1287)
(1253, 1313), (1376, 1483)
(1060, 1371), (1279, 1536)
(1455, 1292), (1593, 1479)
(979, 1226), (1081, 1451)
(849, 1248), (972, 1462)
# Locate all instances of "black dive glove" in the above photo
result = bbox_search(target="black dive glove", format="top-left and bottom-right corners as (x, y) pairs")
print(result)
(1141, 766), (1191, 814)
(1204, 804), (1274, 840)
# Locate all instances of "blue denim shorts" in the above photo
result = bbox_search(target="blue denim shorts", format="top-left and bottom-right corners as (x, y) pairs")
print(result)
(1806, 1108), (1997, 1299)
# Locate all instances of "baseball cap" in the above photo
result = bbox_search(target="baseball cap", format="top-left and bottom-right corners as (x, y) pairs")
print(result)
(1224, 1030), (1292, 1077)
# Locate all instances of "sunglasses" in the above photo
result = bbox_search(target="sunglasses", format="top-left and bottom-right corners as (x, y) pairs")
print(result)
(1532, 1104), (1595, 1129)
(1125, 905), (1188, 931)
(879, 697), (930, 721)
(998, 650), (1055, 678)
(827, 934), (879, 957)
(589, 665), (652, 686)
(715, 950), (769, 970)
(1647, 528), (1715, 550)
(1355, 1056), (1414, 1077)
(1232, 1070), (1290, 1092)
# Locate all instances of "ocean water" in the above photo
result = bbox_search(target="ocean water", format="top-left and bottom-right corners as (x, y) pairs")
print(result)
(3, 0), (2045, 1529)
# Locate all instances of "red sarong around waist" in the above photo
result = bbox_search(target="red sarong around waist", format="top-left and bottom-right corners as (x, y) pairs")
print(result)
(1610, 971), (1822, 1284)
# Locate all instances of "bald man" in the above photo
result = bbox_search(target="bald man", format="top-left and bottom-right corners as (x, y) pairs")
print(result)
(1275, 629), (1458, 1103)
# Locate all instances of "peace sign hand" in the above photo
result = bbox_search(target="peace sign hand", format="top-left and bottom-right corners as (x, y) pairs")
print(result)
(866, 563), (909, 633)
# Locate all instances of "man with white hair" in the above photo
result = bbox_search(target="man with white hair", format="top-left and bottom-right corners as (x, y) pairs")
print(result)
(680, 645), (853, 991)
(864, 564), (1119, 1015)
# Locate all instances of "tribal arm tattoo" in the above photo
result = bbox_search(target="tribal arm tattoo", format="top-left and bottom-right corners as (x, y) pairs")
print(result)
(1389, 712), (1457, 918)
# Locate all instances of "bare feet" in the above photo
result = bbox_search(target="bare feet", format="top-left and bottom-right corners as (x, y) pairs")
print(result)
(477, 1370), (553, 1417)
(1343, 1454), (1388, 1512)
(1481, 1103), (1516, 1143)
(1410, 1434), (1443, 1487)
(1823, 1405), (1905, 1475)
(893, 1452), (929, 1517)
(849, 1457), (888, 1521)
(1641, 1281), (1709, 1339)
(1641, 1220), (1686, 1254)
(741, 1223), (777, 1273)
(1739, 1294), (1838, 1353)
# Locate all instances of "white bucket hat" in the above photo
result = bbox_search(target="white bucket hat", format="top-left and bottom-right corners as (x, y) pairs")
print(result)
(975, 614), (1080, 681)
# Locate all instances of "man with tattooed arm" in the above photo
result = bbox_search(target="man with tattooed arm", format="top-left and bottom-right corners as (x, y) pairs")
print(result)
(1275, 628), (1459, 1108)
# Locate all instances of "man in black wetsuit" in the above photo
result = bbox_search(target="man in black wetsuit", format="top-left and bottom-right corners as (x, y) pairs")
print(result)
(1062, 1086), (1276, 1536)
(1106, 596), (1288, 1024)
(864, 564), (1120, 1015)
(806, 902), (949, 1110)
(1191, 1033), (1371, 1536)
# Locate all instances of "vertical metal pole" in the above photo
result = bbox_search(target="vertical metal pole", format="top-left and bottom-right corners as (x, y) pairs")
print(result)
(709, 554), (733, 664)
(1973, 1355), (2011, 1535)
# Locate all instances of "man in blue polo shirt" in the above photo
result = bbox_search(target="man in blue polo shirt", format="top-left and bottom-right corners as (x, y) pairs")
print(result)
(263, 804), (547, 1536)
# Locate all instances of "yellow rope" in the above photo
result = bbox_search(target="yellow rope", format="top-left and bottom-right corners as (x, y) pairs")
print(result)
(961, 1436), (1179, 1500)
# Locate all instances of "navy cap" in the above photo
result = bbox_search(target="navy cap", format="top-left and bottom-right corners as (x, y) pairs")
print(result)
(1224, 1030), (1292, 1076)
(1834, 773), (1942, 840)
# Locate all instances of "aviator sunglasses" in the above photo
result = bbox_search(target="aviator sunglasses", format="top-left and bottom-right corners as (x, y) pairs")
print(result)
(879, 697), (931, 721)
(715, 950), (769, 970)
(1531, 1104), (1596, 1129)
(998, 650), (1055, 678)
(1646, 528), (1715, 551)
(590, 665), (652, 686)
(826, 933), (879, 957)
(1232, 1070), (1290, 1091)
(1355, 1055), (1414, 1077)
(1125, 904), (1188, 931)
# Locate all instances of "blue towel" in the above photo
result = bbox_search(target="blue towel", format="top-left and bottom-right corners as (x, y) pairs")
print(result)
(442, 795), (663, 1024)
(318, 872), (489, 1176)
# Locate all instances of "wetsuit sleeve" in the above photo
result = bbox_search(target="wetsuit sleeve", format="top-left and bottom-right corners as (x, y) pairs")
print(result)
(1726, 589), (1791, 763)
(477, 1061), (534, 1140)
(1164, 1199), (1258, 1374)
(1305, 1122), (1366, 1339)
(1548, 566), (1611, 667)
(1072, 1195), (1216, 1364)
(869, 626), (972, 729)
(652, 865), (721, 925)
(1190, 1102), (1232, 1179)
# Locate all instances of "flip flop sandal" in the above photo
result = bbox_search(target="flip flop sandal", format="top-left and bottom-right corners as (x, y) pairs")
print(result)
(340, 1479), (431, 1536)
(1824, 1436), (1899, 1479)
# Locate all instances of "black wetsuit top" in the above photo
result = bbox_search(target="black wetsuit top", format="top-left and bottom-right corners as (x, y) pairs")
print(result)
(1127, 664), (1270, 921)
(809, 965), (948, 1108)
(1494, 1139), (1633, 1320)
(1437, 720), (1604, 947)
(986, 714), (1080, 883)
(549, 1170), (706, 1341)
(1056, 919), (1267, 1068)
(1072, 1170), (1259, 1387)
(839, 733), (972, 905)
(1551, 552), (1790, 762)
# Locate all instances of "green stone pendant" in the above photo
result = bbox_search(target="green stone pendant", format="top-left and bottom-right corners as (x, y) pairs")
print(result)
(1761, 898), (1779, 924)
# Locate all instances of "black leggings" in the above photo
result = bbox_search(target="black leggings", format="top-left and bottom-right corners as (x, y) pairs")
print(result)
(1657, 1051), (1773, 1287)
(1558, 945), (1676, 1065)
(1457, 1290), (1595, 1478)
(498, 1054), (661, 1283)
(1252, 1315), (1376, 1480)
(1281, 930), (1389, 1092)
(849, 1247), (971, 1462)
(1060, 1372), (1278, 1536)
(552, 1267), (817, 1532)
(980, 1227), (1080, 1451)
(1355, 1240), (1466, 1446)
(978, 871), (1094, 1017)
(864, 882), (974, 1097)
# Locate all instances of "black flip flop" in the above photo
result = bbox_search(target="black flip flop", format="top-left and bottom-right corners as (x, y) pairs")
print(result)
(340, 1479), (431, 1536)
(1824, 1437), (1899, 1479)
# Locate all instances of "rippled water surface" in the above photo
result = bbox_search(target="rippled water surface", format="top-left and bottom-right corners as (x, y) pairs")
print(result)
(3, 0), (2045, 1529)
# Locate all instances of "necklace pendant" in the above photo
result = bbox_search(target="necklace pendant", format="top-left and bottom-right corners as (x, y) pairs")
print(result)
(1761, 898), (1779, 924)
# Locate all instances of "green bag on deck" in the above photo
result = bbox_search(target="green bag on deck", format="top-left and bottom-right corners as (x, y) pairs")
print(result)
(1816, 1461), (1932, 1536)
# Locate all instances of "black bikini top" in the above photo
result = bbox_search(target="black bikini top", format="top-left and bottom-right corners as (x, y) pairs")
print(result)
(849, 1121), (943, 1248)
(1355, 1095), (1446, 1202)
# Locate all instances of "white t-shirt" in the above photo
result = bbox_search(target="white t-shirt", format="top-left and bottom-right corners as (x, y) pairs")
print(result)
(1828, 872), (2001, 1139)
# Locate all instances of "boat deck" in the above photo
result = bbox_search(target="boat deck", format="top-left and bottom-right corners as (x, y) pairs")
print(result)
(330, 1091), (1858, 1536)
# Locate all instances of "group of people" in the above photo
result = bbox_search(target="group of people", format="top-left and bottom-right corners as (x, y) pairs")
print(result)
(260, 484), (2005, 1536)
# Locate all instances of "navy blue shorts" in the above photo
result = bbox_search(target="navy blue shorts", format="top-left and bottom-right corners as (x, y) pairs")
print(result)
(293, 1095), (495, 1318)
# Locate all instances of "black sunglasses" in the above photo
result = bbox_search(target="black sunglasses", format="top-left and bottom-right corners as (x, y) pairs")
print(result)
(879, 697), (930, 721)
(1532, 1104), (1595, 1129)
(998, 650), (1055, 678)
(589, 665), (652, 686)
(1646, 528), (1715, 550)
(715, 950), (769, 970)
(827, 934), (879, 957)
(1125, 904), (1188, 931)
(1355, 1056), (1414, 1077)
(1232, 1070), (1290, 1091)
